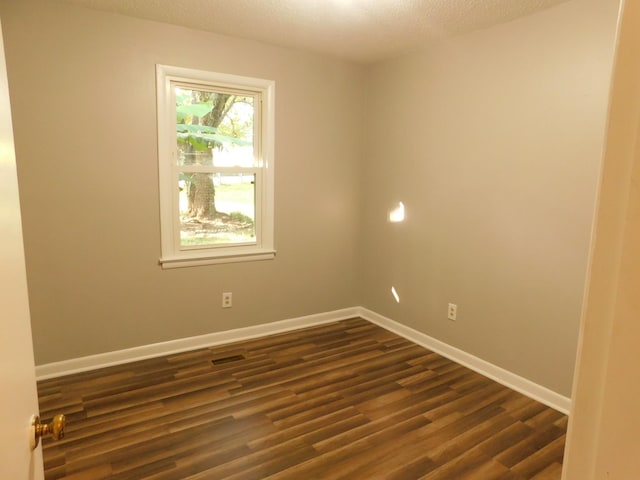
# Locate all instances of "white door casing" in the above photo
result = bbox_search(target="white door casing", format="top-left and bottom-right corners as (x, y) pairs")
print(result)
(0, 17), (45, 480)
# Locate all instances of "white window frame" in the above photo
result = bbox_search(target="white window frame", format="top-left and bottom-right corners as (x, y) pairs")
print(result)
(156, 64), (275, 268)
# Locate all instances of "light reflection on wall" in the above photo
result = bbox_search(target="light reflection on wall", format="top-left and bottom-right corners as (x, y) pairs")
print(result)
(389, 201), (405, 223)
(391, 286), (400, 303)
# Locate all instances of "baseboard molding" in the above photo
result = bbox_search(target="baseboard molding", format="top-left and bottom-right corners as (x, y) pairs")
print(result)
(36, 305), (572, 414)
(35, 307), (360, 381)
(356, 307), (571, 415)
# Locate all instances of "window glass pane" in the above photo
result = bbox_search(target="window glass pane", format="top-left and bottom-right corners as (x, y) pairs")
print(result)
(175, 86), (255, 168)
(178, 172), (256, 247)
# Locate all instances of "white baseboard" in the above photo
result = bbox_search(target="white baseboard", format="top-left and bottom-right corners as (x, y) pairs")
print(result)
(35, 305), (571, 414)
(356, 307), (571, 414)
(35, 307), (360, 381)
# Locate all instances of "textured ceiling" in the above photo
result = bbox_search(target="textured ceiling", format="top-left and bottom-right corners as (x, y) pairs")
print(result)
(60, 0), (571, 63)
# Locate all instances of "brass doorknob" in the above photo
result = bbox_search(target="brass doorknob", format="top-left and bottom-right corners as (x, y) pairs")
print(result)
(30, 414), (66, 450)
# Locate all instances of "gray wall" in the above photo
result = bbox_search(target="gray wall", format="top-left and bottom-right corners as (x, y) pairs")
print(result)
(0, 0), (364, 364)
(0, 0), (620, 397)
(359, 0), (618, 396)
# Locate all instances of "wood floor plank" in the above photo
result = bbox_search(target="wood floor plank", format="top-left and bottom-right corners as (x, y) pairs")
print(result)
(38, 318), (567, 479)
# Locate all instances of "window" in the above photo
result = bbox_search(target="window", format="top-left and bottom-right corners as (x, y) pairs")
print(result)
(156, 65), (275, 268)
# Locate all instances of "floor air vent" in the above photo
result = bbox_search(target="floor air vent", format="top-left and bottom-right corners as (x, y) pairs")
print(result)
(211, 354), (245, 365)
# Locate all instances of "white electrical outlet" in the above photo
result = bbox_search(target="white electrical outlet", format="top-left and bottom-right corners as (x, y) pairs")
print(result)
(448, 303), (457, 321)
(222, 292), (233, 308)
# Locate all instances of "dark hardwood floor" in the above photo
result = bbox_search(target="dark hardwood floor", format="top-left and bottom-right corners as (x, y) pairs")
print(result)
(37, 318), (567, 479)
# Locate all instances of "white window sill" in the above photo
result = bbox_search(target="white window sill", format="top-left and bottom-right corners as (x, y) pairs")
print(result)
(160, 250), (276, 269)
